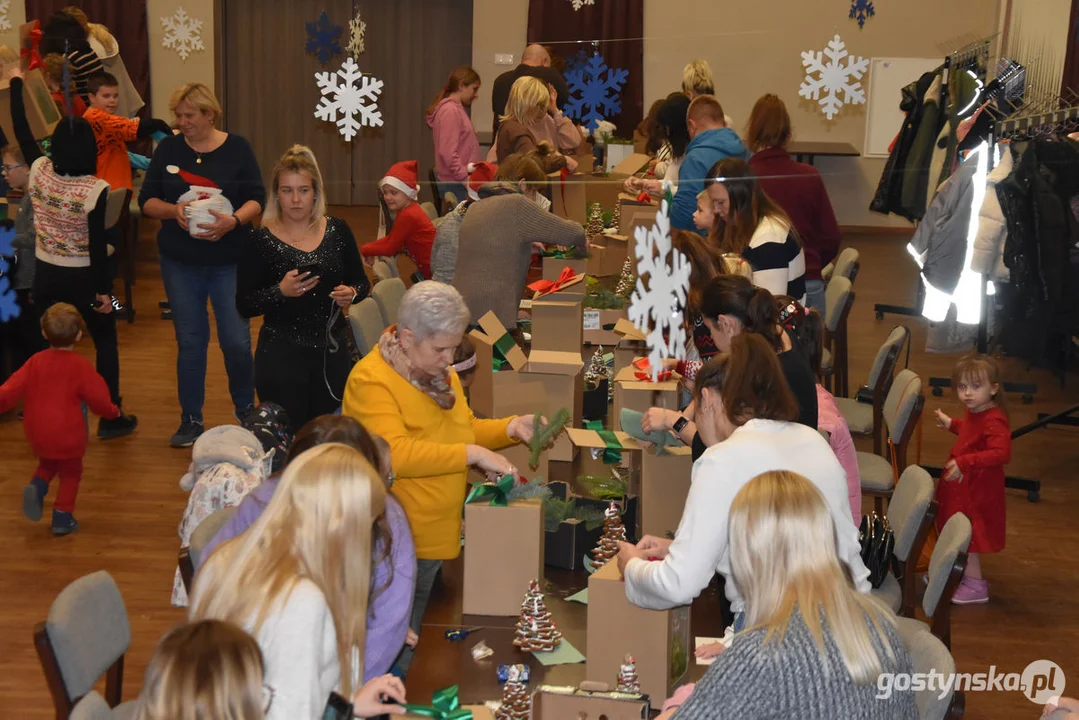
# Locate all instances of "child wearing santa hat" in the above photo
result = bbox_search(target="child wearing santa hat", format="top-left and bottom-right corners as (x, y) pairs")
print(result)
(362, 161), (436, 280)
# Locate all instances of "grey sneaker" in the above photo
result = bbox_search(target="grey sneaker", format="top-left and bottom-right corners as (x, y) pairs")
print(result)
(170, 419), (204, 448)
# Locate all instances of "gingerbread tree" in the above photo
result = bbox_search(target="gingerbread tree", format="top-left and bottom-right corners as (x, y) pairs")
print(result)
(617, 654), (641, 693)
(614, 256), (636, 298)
(587, 202), (604, 238)
(584, 345), (608, 390)
(495, 665), (531, 720)
(591, 501), (626, 568)
(611, 203), (621, 232)
(513, 579), (563, 652)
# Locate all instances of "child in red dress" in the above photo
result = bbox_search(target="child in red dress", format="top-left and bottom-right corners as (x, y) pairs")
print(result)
(361, 160), (435, 279)
(934, 354), (1011, 605)
(0, 303), (122, 535)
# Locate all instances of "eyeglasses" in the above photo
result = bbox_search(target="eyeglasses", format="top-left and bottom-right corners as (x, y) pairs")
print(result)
(262, 684), (275, 712)
(1, 163), (26, 172)
(385, 470), (395, 489)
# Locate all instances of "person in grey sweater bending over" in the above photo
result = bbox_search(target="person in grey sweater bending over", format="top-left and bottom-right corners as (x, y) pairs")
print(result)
(657, 470), (917, 719)
(617, 334), (870, 617)
(452, 151), (585, 327)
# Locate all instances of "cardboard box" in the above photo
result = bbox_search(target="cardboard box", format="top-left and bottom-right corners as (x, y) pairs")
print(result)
(544, 482), (604, 571)
(0, 66), (61, 143)
(610, 319), (650, 376)
(611, 366), (682, 433)
(406, 706), (493, 720)
(501, 439), (548, 484)
(565, 426), (641, 495)
(619, 194), (659, 238)
(587, 233), (630, 278)
(604, 141), (637, 173)
(582, 376), (608, 421)
(583, 308), (627, 346)
(611, 152), (652, 176)
(522, 351), (583, 462)
(541, 256), (588, 294)
(462, 498), (544, 616)
(639, 446), (694, 539)
(551, 171), (587, 225)
(532, 294), (583, 356)
(468, 311), (539, 419)
(586, 560), (691, 702)
(531, 685), (649, 719)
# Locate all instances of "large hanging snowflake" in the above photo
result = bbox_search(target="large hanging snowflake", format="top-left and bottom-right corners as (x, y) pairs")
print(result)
(0, 1), (11, 32)
(627, 200), (691, 381)
(347, 10), (366, 58)
(570, 0), (595, 10)
(314, 56), (383, 141)
(160, 7), (204, 61)
(564, 53), (628, 132)
(799, 34), (869, 120)
(0, 224), (13, 257)
(0, 275), (19, 321)
(306, 10), (344, 65)
(849, 0), (875, 28)
(565, 48), (592, 76)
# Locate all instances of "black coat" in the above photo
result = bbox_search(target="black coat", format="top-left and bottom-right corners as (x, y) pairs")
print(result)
(870, 70), (940, 219)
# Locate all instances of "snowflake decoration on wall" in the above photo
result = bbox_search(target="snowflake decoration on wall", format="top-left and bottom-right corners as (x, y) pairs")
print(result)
(0, 1), (12, 32)
(565, 53), (628, 131)
(849, 0), (875, 28)
(347, 9), (366, 58)
(0, 224), (14, 257)
(0, 275), (19, 321)
(314, 56), (383, 141)
(627, 200), (690, 381)
(799, 34), (869, 120)
(160, 7), (204, 61)
(564, 48), (592, 76)
(306, 10), (344, 65)
(570, 0), (595, 10)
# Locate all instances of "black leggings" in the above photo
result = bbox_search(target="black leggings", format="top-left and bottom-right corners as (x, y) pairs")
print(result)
(254, 330), (353, 433)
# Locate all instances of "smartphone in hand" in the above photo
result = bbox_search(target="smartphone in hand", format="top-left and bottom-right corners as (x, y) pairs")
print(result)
(297, 262), (321, 277)
(321, 692), (353, 720)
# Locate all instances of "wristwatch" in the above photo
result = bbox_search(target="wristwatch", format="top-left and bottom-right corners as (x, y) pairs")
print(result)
(672, 415), (689, 434)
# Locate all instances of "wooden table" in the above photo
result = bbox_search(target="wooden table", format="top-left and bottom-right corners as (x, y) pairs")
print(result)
(786, 140), (861, 165)
(405, 559), (728, 711)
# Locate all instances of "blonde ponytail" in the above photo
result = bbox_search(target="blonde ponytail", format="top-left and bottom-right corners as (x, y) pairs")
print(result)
(263, 144), (327, 227)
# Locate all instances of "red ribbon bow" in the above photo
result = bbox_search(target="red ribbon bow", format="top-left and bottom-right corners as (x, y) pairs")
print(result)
(635, 191), (651, 203)
(528, 266), (578, 297)
(20, 21), (44, 71)
(632, 356), (672, 382)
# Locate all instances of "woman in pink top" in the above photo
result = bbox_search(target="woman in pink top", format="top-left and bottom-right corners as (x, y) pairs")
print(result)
(426, 66), (482, 203)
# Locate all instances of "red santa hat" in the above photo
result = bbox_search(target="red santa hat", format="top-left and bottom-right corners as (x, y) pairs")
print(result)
(167, 165), (220, 189)
(380, 160), (420, 200)
(467, 162), (498, 201)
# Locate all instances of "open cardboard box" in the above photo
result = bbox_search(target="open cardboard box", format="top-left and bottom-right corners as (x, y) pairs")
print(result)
(583, 308), (627, 346)
(544, 481), (604, 570)
(405, 706), (493, 720)
(530, 684), (649, 719)
(639, 446), (694, 539)
(611, 319), (650, 376)
(523, 350), (583, 462)
(550, 170), (587, 225)
(462, 496), (544, 616)
(565, 427), (641, 495)
(618, 193), (659, 237)
(587, 232), (629, 278)
(469, 311), (539, 419)
(586, 560), (691, 702)
(540, 256), (588, 294)
(532, 294), (584, 356)
(611, 365), (682, 433)
(0, 65), (61, 143)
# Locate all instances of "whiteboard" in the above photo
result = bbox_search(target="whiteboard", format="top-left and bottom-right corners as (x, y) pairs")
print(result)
(863, 57), (941, 158)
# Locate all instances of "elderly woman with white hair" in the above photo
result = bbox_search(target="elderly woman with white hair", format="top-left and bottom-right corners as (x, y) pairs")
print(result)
(342, 281), (542, 674)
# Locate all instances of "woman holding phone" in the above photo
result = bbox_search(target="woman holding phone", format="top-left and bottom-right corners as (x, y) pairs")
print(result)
(237, 145), (369, 432)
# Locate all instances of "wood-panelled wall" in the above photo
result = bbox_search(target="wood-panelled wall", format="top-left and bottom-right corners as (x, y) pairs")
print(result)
(221, 0), (473, 207)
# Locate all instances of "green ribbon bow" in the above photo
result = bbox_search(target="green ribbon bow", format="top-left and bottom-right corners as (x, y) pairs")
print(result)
(464, 474), (515, 507)
(541, 248), (574, 259)
(492, 356), (507, 372)
(490, 331), (518, 372)
(400, 684), (472, 719)
(584, 420), (623, 465)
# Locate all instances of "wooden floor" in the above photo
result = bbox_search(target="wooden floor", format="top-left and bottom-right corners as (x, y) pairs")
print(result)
(1, 210), (1077, 718)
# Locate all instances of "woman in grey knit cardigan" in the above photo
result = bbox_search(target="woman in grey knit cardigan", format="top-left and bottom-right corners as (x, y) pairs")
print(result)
(661, 471), (918, 720)
(452, 151), (585, 327)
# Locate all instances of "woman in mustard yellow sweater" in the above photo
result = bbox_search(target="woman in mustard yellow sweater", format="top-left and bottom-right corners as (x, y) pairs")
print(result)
(343, 281), (540, 675)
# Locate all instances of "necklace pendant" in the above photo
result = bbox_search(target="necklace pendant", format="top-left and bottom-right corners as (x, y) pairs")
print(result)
(196, 157), (202, 164)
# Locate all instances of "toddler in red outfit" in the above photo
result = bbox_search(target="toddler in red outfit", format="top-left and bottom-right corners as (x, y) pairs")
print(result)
(934, 353), (1011, 605)
(362, 160), (435, 279)
(0, 303), (123, 535)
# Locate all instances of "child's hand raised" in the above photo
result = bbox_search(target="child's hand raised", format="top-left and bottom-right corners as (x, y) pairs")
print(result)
(935, 409), (952, 430)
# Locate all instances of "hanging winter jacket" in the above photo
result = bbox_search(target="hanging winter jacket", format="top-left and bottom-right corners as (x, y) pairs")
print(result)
(870, 69), (940, 219)
(971, 142), (1012, 282)
(901, 74), (944, 219)
(907, 150), (980, 296)
(927, 70), (981, 210)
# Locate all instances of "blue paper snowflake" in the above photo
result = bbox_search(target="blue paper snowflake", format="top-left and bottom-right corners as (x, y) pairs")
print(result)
(0, 274), (20, 321)
(849, 0), (875, 28)
(305, 11), (343, 65)
(564, 53), (628, 131)
(564, 48), (592, 76)
(0, 224), (14, 257)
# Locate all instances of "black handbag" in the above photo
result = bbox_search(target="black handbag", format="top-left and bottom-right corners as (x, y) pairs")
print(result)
(859, 512), (895, 589)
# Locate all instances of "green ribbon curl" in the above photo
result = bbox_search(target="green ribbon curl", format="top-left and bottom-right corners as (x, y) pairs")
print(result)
(464, 474), (515, 507)
(399, 684), (472, 719)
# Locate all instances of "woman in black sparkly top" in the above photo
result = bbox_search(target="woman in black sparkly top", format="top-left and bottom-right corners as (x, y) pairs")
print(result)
(237, 145), (370, 432)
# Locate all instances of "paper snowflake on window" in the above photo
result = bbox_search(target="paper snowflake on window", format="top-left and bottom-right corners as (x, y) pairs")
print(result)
(306, 10), (344, 65)
(347, 9), (366, 58)
(0, 224), (13, 257)
(314, 56), (383, 141)
(849, 0), (875, 28)
(0, 1), (12, 32)
(0, 275), (19, 321)
(160, 7), (204, 61)
(799, 34), (868, 120)
(627, 200), (690, 381)
(570, 0), (595, 10)
(565, 53), (628, 131)
(564, 48), (592, 76)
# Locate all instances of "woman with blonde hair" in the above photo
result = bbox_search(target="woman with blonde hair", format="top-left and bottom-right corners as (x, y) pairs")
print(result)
(237, 145), (368, 432)
(134, 620), (270, 720)
(190, 443), (407, 718)
(657, 471), (917, 719)
(494, 76), (567, 172)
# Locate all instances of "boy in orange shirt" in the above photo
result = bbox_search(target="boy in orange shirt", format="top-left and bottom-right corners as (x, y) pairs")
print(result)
(83, 71), (171, 191)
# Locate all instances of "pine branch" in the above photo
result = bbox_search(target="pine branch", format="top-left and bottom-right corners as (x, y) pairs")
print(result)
(508, 475), (552, 502)
(528, 408), (571, 468)
(583, 286), (626, 310)
(577, 471), (628, 500)
(542, 495), (607, 532)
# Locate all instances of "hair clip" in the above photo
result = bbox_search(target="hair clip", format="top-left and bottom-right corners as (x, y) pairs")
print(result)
(452, 354), (477, 373)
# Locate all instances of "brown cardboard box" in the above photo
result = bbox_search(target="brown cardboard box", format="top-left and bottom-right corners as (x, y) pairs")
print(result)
(500, 438), (548, 482)
(587, 233), (629, 278)
(586, 560), (691, 702)
(0, 67), (61, 143)
(531, 294), (583, 356)
(611, 366), (682, 432)
(541, 256), (588, 294)
(639, 446), (694, 539)
(582, 308), (627, 346)
(550, 171), (587, 225)
(611, 319), (650, 376)
(619, 193), (659, 238)
(406, 706), (493, 720)
(565, 427), (641, 494)
(530, 685), (649, 719)
(462, 498), (544, 616)
(523, 351), (583, 462)
(468, 311), (538, 419)
(611, 152), (652, 176)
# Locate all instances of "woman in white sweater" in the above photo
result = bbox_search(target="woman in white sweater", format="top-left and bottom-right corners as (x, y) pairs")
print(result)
(190, 444), (407, 719)
(616, 334), (869, 619)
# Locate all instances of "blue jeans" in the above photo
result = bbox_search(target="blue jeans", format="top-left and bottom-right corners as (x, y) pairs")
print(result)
(159, 255), (254, 422)
(805, 279), (826, 315)
(393, 558), (442, 675)
(437, 181), (468, 205)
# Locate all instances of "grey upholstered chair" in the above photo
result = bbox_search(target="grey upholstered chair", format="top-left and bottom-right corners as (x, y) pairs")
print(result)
(420, 201), (439, 221)
(858, 369), (924, 514)
(349, 297), (387, 357)
(829, 247), (861, 285)
(896, 512), (972, 650)
(371, 277), (407, 327)
(836, 325), (911, 455)
(34, 571), (136, 717)
(900, 624), (963, 719)
(178, 506), (238, 593)
(372, 259), (398, 281)
(871, 466), (937, 617)
(70, 690), (135, 720)
(819, 275), (855, 397)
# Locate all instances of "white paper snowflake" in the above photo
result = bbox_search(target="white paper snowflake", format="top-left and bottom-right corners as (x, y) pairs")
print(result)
(160, 7), (205, 61)
(571, 0), (595, 10)
(347, 10), (366, 58)
(0, 1), (11, 32)
(627, 200), (691, 381)
(799, 34), (868, 120)
(314, 56), (383, 142)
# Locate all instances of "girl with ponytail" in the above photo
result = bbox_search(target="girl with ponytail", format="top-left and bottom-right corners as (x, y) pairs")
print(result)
(426, 66), (482, 203)
(237, 145), (370, 432)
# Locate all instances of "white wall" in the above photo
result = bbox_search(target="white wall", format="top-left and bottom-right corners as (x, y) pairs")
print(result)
(147, 0), (216, 119)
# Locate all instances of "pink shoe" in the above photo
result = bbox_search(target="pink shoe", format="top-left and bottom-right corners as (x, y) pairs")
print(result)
(951, 576), (989, 605)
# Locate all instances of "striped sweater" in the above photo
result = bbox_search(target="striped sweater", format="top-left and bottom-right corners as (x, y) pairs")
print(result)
(742, 216), (807, 305)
